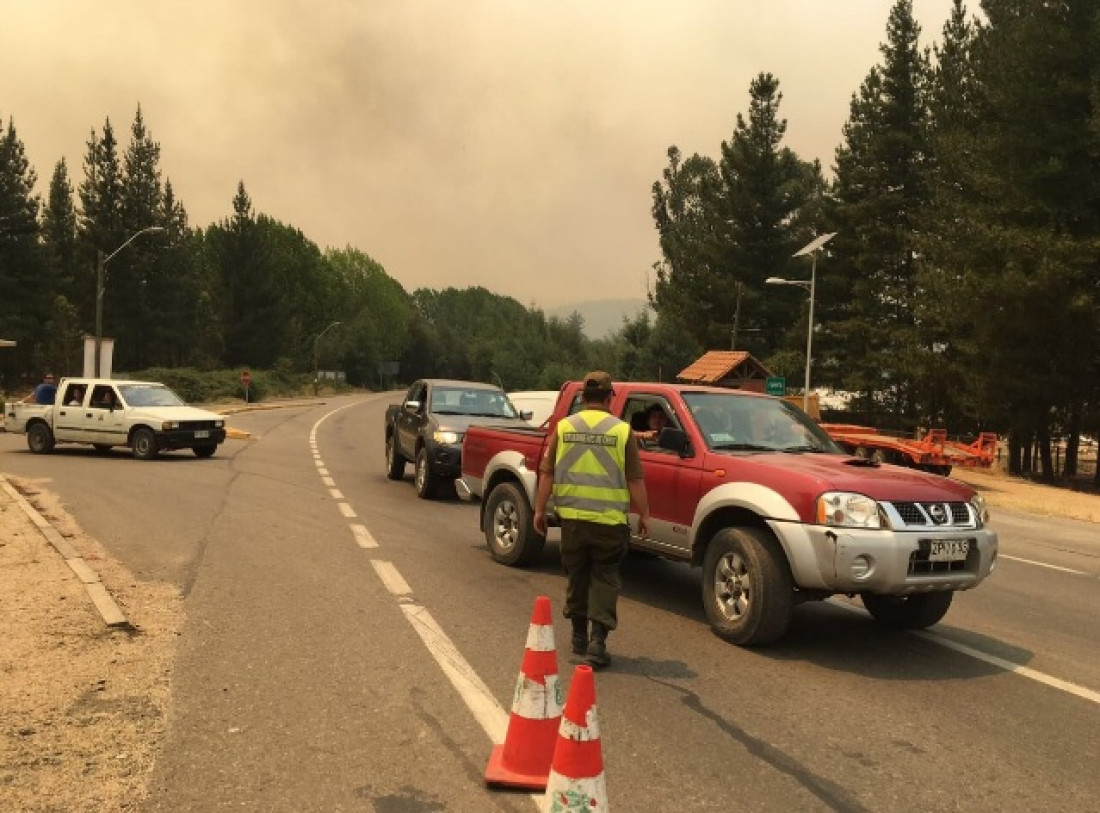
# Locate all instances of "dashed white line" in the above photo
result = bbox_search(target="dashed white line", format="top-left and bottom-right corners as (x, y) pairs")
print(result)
(351, 524), (378, 549)
(371, 559), (412, 596)
(322, 476), (335, 487)
(328, 488), (344, 500)
(337, 502), (357, 518)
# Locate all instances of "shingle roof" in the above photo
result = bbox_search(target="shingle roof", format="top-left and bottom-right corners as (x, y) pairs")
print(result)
(676, 350), (772, 384)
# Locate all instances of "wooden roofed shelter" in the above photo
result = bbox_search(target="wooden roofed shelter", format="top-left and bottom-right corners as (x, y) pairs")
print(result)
(677, 349), (820, 418)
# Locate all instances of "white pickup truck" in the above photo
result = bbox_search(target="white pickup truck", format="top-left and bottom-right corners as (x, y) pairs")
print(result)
(3, 377), (228, 459)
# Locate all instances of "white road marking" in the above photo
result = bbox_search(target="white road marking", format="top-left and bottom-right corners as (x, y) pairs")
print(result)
(329, 488), (344, 500)
(317, 467), (329, 476)
(351, 524), (377, 549)
(371, 560), (412, 596)
(999, 554), (1087, 575)
(322, 476), (335, 487)
(337, 502), (357, 518)
(399, 602), (509, 743)
(830, 600), (1100, 705)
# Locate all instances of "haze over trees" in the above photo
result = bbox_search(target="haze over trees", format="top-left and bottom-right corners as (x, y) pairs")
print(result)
(0, 0), (1096, 482)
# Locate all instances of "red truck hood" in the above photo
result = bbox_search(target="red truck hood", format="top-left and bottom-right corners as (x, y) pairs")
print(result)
(707, 450), (976, 502)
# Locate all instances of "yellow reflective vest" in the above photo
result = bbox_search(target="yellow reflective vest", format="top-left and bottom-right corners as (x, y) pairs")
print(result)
(552, 409), (630, 525)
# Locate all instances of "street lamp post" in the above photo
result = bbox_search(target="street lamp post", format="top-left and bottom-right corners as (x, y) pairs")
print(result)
(95, 226), (166, 377)
(766, 232), (837, 413)
(312, 321), (342, 395)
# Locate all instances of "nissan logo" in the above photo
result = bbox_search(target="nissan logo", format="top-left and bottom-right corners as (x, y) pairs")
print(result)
(928, 503), (948, 524)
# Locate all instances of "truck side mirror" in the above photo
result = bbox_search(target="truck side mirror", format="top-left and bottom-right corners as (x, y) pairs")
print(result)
(404, 400), (421, 413)
(520, 410), (533, 421)
(657, 427), (691, 456)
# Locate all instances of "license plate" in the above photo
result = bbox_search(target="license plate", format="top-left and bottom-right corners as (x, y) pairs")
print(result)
(929, 539), (969, 562)
(194, 430), (210, 438)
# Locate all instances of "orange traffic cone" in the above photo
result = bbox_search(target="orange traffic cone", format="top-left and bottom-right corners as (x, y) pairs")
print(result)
(541, 665), (608, 811)
(485, 595), (564, 790)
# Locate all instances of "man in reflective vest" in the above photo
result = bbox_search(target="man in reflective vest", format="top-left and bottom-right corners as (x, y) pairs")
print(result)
(534, 371), (650, 668)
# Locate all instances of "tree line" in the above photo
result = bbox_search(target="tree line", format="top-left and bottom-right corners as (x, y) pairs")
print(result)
(1, 0), (1097, 483)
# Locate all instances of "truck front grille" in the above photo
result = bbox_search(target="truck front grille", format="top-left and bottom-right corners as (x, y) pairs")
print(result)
(885, 501), (975, 530)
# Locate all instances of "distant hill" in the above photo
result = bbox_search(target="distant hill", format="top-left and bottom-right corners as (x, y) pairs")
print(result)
(546, 298), (650, 339)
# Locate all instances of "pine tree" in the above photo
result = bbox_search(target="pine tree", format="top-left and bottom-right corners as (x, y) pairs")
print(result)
(827, 0), (932, 429)
(0, 114), (46, 385)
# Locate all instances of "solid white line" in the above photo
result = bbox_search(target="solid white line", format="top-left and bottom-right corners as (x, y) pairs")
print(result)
(351, 524), (377, 549)
(912, 631), (1100, 705)
(999, 555), (1087, 575)
(371, 560), (412, 596)
(329, 488), (344, 500)
(399, 602), (509, 743)
(337, 502), (357, 518)
(322, 476), (335, 487)
(830, 600), (1100, 705)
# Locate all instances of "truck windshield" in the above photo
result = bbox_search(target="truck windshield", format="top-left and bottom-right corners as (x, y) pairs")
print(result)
(430, 387), (519, 418)
(682, 392), (841, 454)
(117, 384), (188, 408)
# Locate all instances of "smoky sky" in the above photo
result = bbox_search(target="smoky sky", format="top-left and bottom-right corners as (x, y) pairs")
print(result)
(2, 0), (956, 308)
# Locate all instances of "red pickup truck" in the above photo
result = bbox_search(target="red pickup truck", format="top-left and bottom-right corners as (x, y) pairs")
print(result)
(457, 381), (998, 646)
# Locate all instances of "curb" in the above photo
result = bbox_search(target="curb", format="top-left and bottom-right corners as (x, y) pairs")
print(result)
(0, 475), (129, 628)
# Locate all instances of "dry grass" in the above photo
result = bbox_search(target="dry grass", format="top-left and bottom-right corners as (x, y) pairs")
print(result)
(951, 466), (1100, 525)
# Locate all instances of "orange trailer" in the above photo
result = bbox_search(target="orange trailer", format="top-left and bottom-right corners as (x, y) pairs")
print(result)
(819, 424), (998, 476)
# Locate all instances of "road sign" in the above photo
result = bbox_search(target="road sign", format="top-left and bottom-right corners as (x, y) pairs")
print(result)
(765, 376), (786, 396)
(240, 369), (252, 387)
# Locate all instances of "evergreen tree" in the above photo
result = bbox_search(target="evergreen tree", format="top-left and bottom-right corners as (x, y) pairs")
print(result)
(41, 158), (81, 313)
(0, 114), (45, 386)
(827, 0), (932, 429)
(719, 72), (826, 361)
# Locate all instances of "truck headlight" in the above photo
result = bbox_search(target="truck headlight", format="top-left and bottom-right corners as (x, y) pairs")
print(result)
(162, 421), (179, 430)
(214, 419), (224, 428)
(970, 494), (989, 526)
(433, 430), (463, 445)
(816, 492), (883, 529)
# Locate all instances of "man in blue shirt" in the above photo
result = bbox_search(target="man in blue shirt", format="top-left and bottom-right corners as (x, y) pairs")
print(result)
(30, 373), (57, 405)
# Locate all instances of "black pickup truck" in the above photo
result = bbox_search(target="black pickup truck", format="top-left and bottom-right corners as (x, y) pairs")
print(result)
(384, 378), (530, 499)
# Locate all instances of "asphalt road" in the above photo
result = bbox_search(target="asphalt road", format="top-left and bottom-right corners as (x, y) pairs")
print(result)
(2, 394), (1098, 811)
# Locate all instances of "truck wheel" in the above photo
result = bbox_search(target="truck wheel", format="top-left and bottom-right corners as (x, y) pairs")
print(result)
(702, 527), (793, 646)
(192, 444), (217, 458)
(414, 447), (438, 499)
(27, 423), (55, 454)
(385, 434), (405, 480)
(131, 427), (160, 460)
(861, 591), (953, 629)
(484, 482), (546, 566)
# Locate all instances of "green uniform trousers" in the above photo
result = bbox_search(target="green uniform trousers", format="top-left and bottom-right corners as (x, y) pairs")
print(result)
(559, 518), (629, 630)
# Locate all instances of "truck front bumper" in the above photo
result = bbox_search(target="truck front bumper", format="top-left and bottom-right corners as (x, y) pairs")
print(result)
(156, 427), (227, 448)
(772, 521), (999, 595)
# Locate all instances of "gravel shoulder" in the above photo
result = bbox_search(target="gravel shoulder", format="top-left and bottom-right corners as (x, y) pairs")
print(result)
(1, 463), (1096, 811)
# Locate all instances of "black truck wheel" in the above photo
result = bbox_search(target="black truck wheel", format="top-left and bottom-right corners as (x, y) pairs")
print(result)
(702, 526), (794, 646)
(385, 434), (406, 480)
(484, 482), (545, 566)
(27, 423), (55, 454)
(414, 446), (438, 499)
(861, 591), (953, 629)
(131, 427), (160, 460)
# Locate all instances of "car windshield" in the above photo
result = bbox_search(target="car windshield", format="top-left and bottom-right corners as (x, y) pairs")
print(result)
(682, 392), (841, 454)
(117, 384), (188, 408)
(430, 386), (519, 418)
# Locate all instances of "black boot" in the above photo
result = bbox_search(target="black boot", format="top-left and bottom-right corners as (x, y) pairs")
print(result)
(570, 617), (588, 656)
(585, 621), (610, 669)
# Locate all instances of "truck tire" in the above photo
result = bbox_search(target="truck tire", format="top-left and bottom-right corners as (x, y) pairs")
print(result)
(484, 482), (546, 566)
(702, 527), (793, 646)
(192, 444), (217, 458)
(131, 427), (160, 460)
(27, 423), (55, 454)
(861, 591), (953, 629)
(414, 446), (438, 499)
(385, 434), (405, 480)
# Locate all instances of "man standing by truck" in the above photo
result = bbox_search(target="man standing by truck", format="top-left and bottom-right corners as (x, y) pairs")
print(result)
(533, 371), (650, 669)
